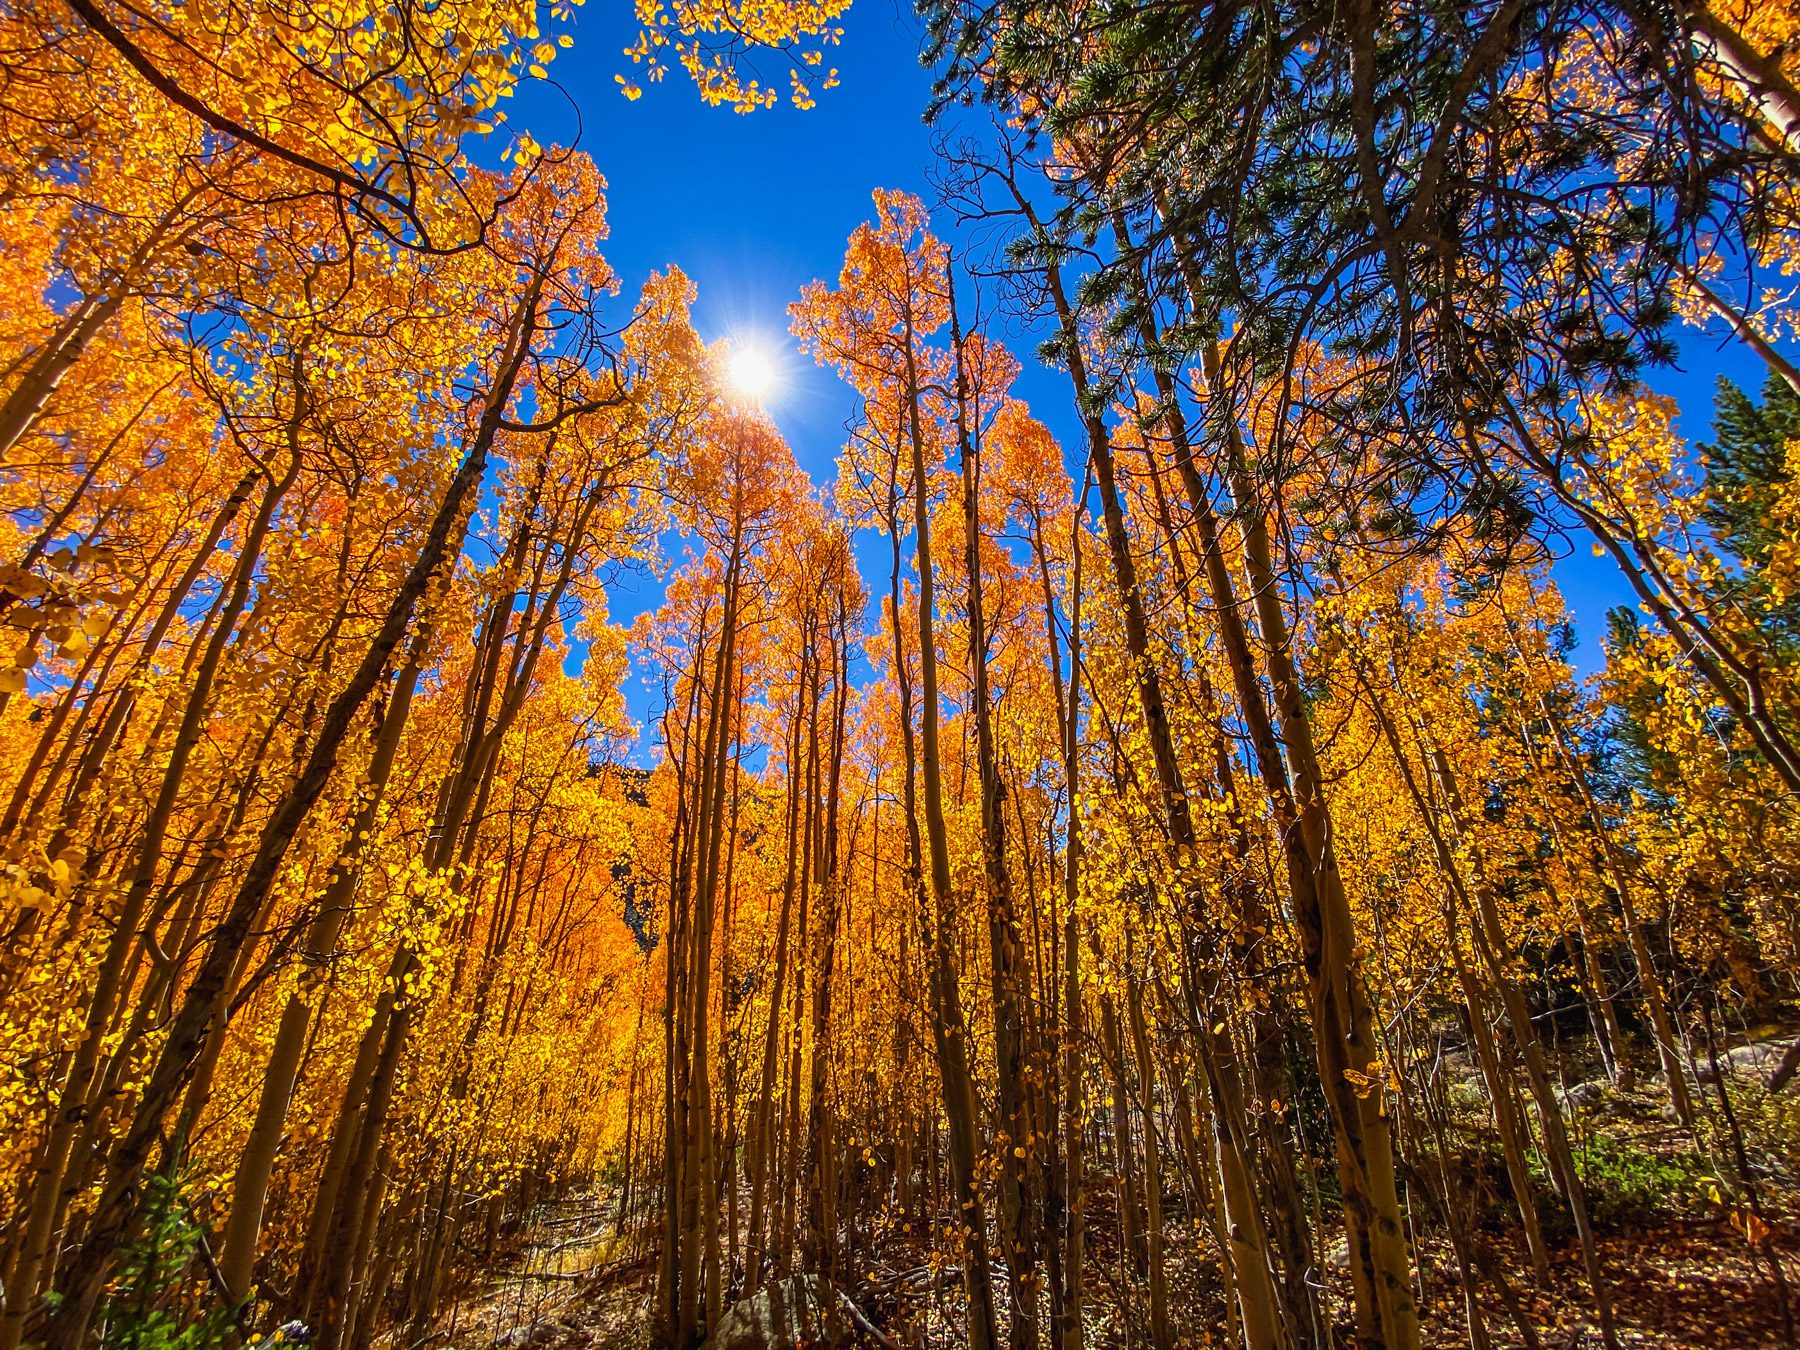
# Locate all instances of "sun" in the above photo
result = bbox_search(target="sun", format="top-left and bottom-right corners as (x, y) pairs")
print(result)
(726, 346), (776, 401)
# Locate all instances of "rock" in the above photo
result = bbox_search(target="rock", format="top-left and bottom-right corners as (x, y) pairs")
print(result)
(1431, 1050), (1479, 1084)
(493, 1322), (558, 1350)
(703, 1275), (867, 1350)
(1561, 1080), (1608, 1112)
(1696, 1038), (1798, 1085)
(1325, 1238), (1351, 1272)
(1773, 1040), (1800, 1092)
(1413, 1034), (1478, 1088)
(1733, 1039), (1795, 1079)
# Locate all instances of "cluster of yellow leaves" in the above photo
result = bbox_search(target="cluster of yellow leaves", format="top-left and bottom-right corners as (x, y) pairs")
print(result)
(623, 0), (848, 109)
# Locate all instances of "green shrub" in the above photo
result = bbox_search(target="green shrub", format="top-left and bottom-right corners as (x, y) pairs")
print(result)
(1575, 1131), (1703, 1229)
(98, 1168), (236, 1350)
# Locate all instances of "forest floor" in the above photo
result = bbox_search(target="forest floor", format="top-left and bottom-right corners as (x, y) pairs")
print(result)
(419, 1037), (1800, 1349)
(419, 1196), (656, 1350)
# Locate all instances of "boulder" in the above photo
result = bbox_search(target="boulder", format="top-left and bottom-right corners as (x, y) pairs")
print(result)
(1696, 1038), (1798, 1085)
(703, 1275), (866, 1350)
(493, 1322), (559, 1350)
(1431, 1050), (1479, 1084)
(1560, 1080), (1608, 1113)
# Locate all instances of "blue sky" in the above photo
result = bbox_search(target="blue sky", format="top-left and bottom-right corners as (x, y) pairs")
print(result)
(507, 0), (945, 486)
(505, 1), (946, 732)
(497, 3), (1766, 734)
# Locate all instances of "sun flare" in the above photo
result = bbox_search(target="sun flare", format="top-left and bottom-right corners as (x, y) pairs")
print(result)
(726, 346), (776, 400)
